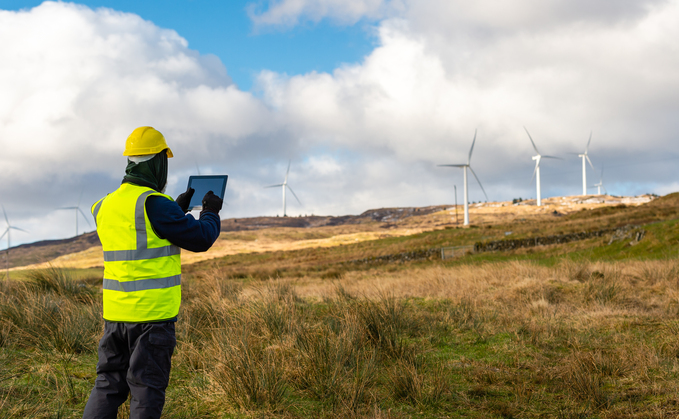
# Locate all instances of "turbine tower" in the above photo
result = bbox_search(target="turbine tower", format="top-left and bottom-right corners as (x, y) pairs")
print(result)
(578, 131), (595, 196)
(525, 127), (560, 207)
(438, 129), (488, 226)
(59, 190), (92, 237)
(265, 160), (301, 217)
(1, 205), (28, 280)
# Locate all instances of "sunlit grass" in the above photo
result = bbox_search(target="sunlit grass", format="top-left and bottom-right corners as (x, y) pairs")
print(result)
(3, 194), (679, 417)
(4, 257), (679, 417)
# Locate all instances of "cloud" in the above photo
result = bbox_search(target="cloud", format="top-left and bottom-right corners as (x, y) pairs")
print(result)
(252, 0), (679, 189)
(247, 0), (403, 28)
(0, 2), (278, 245)
(2, 0), (679, 249)
(247, 0), (668, 32)
(0, 2), (272, 182)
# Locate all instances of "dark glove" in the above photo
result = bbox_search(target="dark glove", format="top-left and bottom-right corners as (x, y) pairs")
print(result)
(176, 187), (195, 213)
(200, 190), (223, 215)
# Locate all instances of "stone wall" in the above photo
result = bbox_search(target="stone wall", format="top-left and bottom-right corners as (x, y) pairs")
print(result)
(473, 225), (644, 253)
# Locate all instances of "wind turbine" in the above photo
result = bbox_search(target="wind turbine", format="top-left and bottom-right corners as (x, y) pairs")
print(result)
(265, 160), (301, 217)
(591, 165), (607, 195)
(525, 127), (560, 207)
(1, 205), (28, 280)
(578, 131), (596, 196)
(438, 129), (488, 226)
(59, 189), (92, 237)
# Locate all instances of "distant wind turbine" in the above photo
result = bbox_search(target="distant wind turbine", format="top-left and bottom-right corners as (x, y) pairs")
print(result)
(591, 165), (607, 195)
(265, 160), (301, 217)
(525, 127), (560, 207)
(1, 205), (28, 280)
(578, 131), (596, 196)
(59, 189), (92, 237)
(438, 129), (488, 226)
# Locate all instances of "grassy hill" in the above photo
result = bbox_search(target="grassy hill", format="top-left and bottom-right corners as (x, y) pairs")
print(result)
(3, 194), (679, 418)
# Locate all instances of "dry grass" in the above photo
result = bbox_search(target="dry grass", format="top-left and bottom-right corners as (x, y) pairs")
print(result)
(10, 194), (657, 274)
(4, 256), (679, 417)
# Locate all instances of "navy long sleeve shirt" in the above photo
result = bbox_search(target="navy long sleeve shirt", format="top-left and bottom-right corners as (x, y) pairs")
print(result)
(145, 195), (221, 252)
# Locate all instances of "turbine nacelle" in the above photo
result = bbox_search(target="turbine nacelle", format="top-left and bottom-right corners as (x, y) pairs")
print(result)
(58, 189), (92, 237)
(524, 127), (562, 206)
(265, 160), (302, 217)
(2, 205), (29, 281)
(437, 129), (488, 226)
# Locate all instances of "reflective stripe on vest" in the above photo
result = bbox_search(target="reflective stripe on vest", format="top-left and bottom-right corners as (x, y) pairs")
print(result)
(93, 183), (181, 322)
(103, 274), (181, 292)
(92, 200), (103, 227)
(103, 246), (180, 262)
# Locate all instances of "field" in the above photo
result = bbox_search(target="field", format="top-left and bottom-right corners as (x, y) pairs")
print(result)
(2, 194), (679, 418)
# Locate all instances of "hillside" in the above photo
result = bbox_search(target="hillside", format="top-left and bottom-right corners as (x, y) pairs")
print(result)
(3, 194), (662, 274)
(3, 205), (449, 270)
(6, 193), (679, 418)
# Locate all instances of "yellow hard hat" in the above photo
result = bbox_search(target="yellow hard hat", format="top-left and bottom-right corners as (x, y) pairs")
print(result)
(123, 126), (174, 158)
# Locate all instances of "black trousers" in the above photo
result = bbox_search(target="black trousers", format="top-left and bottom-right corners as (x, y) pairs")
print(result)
(82, 321), (176, 419)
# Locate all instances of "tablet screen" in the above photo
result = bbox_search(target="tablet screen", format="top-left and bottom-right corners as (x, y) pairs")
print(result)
(186, 175), (228, 209)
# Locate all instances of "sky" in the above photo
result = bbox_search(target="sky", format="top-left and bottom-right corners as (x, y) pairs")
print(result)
(1, 0), (679, 248)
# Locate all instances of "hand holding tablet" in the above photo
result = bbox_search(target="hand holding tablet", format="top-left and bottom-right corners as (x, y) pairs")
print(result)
(184, 175), (228, 210)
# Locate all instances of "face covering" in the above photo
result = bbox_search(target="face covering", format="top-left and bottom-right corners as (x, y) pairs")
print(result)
(122, 149), (168, 193)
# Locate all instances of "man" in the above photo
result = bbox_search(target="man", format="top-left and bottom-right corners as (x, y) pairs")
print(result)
(82, 126), (222, 419)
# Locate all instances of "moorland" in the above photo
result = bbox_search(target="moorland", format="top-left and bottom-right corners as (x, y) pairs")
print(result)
(2, 193), (679, 418)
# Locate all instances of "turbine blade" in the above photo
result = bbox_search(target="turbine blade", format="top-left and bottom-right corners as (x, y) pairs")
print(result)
(468, 166), (488, 202)
(468, 129), (477, 164)
(77, 188), (85, 207)
(586, 131), (592, 153)
(10, 226), (28, 233)
(264, 184), (284, 188)
(78, 207), (93, 228)
(285, 160), (291, 182)
(524, 126), (540, 154)
(59, 207), (78, 210)
(530, 160), (539, 184)
(437, 164), (467, 168)
(586, 155), (595, 172)
(0, 229), (7, 241)
(1, 205), (8, 225)
(542, 155), (562, 160)
(286, 185), (302, 205)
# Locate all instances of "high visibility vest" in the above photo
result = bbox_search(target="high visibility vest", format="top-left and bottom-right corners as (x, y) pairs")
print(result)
(92, 183), (181, 322)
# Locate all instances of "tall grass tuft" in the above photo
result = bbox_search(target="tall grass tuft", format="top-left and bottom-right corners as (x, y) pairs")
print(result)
(209, 327), (288, 412)
(0, 269), (101, 353)
(582, 270), (620, 305)
(24, 267), (96, 303)
(291, 324), (351, 402)
(354, 294), (418, 361)
(388, 359), (449, 407)
(560, 351), (612, 408)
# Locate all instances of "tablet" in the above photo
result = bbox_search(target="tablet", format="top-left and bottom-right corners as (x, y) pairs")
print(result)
(186, 175), (228, 209)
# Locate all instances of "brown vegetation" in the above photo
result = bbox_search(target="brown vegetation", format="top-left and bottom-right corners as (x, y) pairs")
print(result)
(3, 257), (679, 417)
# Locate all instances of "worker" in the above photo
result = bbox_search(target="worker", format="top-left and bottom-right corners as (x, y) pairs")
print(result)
(82, 126), (222, 419)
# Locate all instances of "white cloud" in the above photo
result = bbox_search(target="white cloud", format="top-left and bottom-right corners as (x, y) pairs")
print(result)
(2, 0), (679, 248)
(0, 2), (271, 183)
(247, 0), (403, 28)
(249, 0), (667, 32)
(253, 0), (679, 176)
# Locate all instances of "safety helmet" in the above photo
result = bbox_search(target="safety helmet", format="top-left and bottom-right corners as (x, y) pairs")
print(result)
(123, 126), (174, 158)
